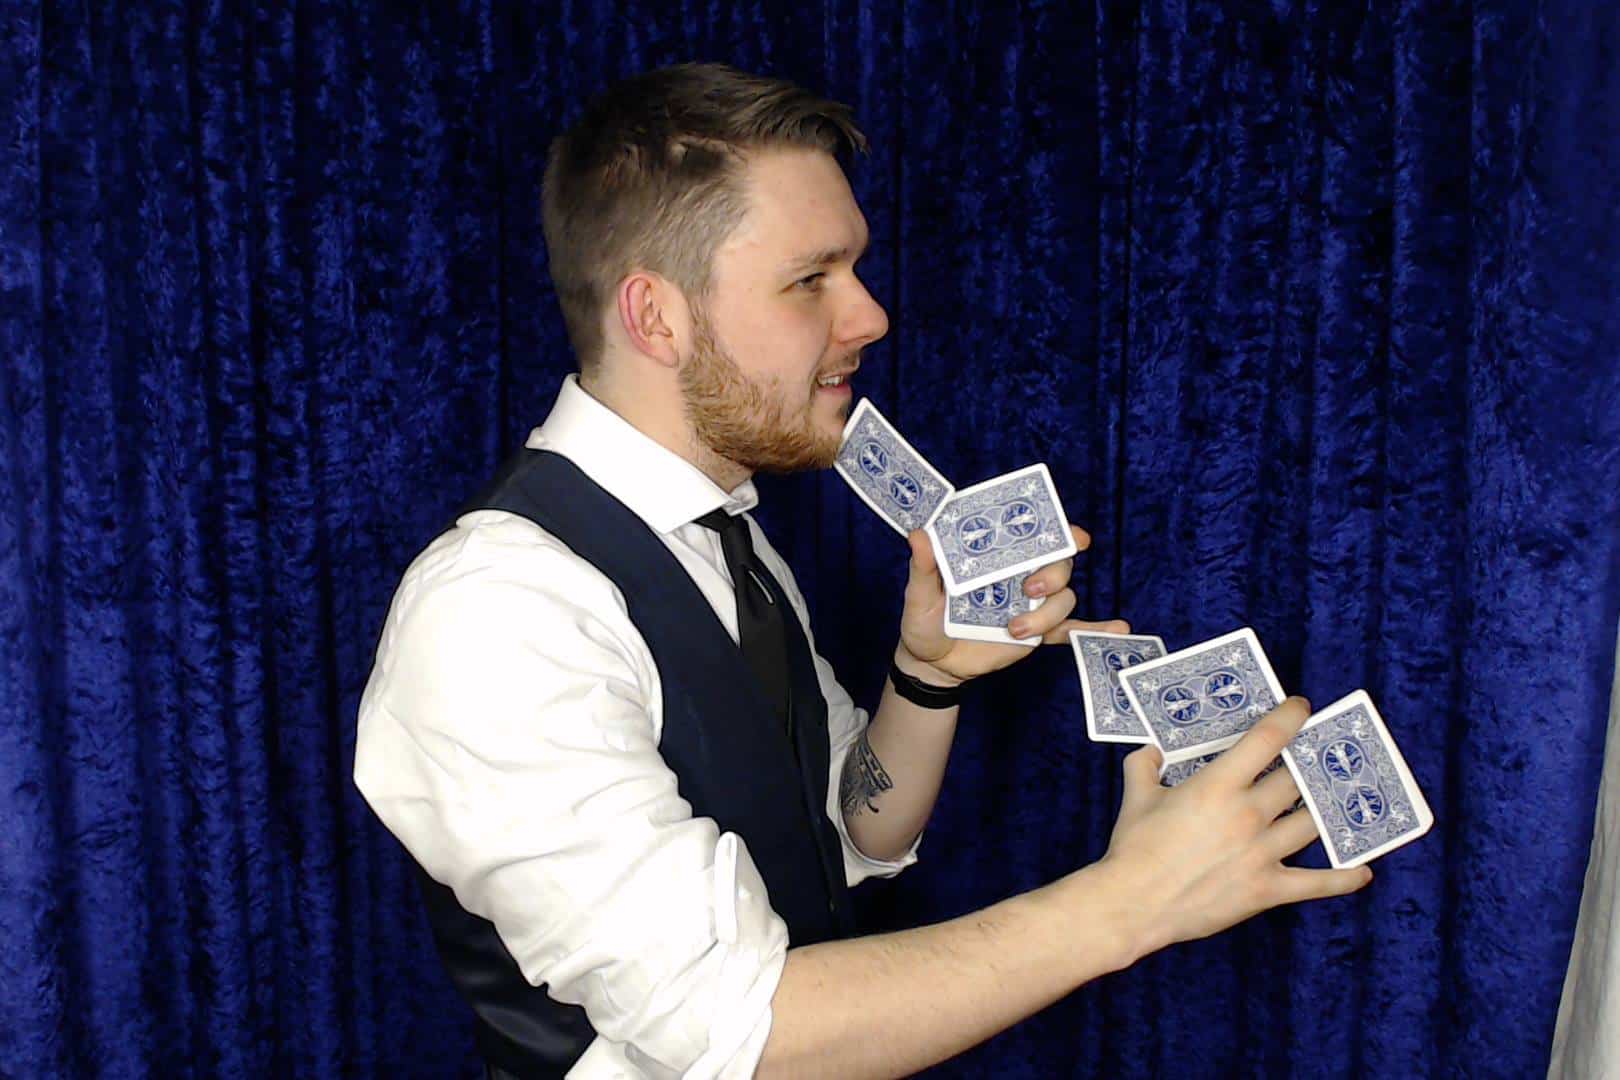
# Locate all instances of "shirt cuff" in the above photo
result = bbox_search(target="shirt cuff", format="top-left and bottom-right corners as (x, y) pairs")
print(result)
(825, 777), (922, 886)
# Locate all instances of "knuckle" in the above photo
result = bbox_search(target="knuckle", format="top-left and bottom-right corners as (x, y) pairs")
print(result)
(1261, 717), (1294, 753)
(1124, 746), (1160, 778)
(1248, 872), (1281, 909)
(1235, 802), (1267, 836)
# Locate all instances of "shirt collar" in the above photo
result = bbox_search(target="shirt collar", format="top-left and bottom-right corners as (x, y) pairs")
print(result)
(525, 374), (759, 534)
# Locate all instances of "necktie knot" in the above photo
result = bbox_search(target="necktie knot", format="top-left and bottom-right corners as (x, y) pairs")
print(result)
(694, 507), (748, 543)
(694, 510), (765, 596)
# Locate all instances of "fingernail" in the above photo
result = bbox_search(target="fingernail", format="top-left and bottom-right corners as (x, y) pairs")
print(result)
(1026, 580), (1047, 597)
(1008, 619), (1027, 637)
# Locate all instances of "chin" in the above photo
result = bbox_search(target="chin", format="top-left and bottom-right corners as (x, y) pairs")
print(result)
(815, 391), (852, 428)
(814, 411), (849, 458)
(754, 423), (842, 474)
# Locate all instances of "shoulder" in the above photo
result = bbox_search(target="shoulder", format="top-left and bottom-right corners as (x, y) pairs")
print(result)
(413, 508), (618, 596)
(375, 509), (646, 678)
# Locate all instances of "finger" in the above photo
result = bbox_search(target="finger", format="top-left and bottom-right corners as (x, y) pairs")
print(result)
(1251, 764), (1303, 820)
(1257, 805), (1322, 861)
(904, 529), (944, 603)
(907, 528), (937, 575)
(1207, 697), (1312, 788)
(1024, 558), (1073, 599)
(1042, 617), (1132, 644)
(1009, 588), (1075, 640)
(1069, 523), (1093, 552)
(1118, 745), (1164, 818)
(1273, 864), (1374, 904)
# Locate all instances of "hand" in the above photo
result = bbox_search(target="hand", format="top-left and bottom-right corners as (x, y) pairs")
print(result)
(895, 525), (1129, 686)
(1095, 698), (1373, 957)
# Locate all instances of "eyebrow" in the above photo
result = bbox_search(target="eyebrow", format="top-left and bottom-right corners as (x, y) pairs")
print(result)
(785, 238), (870, 274)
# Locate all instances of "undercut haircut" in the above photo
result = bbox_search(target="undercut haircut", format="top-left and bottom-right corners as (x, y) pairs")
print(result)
(541, 63), (868, 371)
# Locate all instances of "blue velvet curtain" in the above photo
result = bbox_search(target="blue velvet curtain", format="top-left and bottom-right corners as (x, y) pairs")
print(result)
(4, 2), (1617, 1076)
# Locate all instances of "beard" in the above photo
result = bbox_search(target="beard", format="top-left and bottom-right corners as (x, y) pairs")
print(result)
(678, 307), (846, 475)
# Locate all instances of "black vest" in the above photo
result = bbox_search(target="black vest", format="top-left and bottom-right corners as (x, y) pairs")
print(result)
(413, 450), (857, 1076)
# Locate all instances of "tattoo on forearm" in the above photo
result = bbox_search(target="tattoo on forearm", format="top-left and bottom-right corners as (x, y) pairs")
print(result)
(840, 732), (894, 817)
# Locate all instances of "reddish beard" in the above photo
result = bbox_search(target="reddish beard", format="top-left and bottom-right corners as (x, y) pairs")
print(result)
(679, 310), (846, 474)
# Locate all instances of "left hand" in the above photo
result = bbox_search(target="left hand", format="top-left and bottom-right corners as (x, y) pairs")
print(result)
(896, 524), (1130, 686)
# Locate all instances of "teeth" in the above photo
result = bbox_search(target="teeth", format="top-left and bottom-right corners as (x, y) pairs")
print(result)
(818, 374), (846, 386)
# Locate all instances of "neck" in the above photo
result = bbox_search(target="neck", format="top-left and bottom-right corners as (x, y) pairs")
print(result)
(577, 368), (752, 495)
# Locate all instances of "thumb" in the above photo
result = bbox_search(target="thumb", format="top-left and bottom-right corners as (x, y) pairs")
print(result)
(1118, 746), (1164, 820)
(906, 529), (940, 584)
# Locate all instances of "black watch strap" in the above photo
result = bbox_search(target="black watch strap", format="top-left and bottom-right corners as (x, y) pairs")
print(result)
(888, 660), (963, 709)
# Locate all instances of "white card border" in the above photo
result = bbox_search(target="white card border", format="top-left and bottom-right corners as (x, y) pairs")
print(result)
(1069, 630), (1164, 744)
(943, 589), (1045, 647)
(924, 462), (1078, 595)
(1280, 689), (1434, 869)
(833, 398), (955, 538)
(1116, 627), (1286, 765)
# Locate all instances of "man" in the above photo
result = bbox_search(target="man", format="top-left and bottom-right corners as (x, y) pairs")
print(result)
(354, 63), (1371, 1078)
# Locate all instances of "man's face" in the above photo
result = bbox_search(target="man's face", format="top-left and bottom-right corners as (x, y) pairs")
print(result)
(680, 147), (889, 475)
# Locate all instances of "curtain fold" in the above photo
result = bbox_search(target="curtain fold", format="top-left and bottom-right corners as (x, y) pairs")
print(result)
(2, 2), (1617, 1076)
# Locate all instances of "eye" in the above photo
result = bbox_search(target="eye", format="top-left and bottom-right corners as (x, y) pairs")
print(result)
(794, 272), (826, 292)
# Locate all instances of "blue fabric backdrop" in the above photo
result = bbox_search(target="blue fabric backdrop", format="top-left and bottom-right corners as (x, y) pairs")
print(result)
(3, 2), (1618, 1076)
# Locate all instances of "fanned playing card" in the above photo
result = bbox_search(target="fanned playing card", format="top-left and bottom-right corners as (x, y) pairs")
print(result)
(1281, 690), (1433, 868)
(925, 464), (1078, 596)
(1158, 753), (1220, 788)
(943, 570), (1045, 647)
(1070, 630), (1167, 743)
(834, 398), (954, 536)
(1157, 751), (1286, 789)
(1117, 627), (1285, 766)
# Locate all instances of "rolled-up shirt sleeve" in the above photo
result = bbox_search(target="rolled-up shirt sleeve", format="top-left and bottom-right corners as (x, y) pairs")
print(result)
(354, 528), (787, 1077)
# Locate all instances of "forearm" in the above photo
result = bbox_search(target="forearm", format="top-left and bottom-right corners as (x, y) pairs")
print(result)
(756, 861), (1152, 1078)
(840, 645), (963, 861)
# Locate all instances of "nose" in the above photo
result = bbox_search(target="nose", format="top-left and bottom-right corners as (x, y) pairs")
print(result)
(838, 275), (890, 348)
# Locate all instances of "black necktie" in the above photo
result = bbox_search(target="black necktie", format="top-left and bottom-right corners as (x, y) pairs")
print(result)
(694, 509), (792, 737)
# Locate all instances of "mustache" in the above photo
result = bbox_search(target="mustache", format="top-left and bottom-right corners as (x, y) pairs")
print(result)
(812, 352), (864, 382)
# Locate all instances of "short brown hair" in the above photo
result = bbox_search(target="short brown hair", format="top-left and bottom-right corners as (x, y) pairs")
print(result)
(541, 63), (867, 370)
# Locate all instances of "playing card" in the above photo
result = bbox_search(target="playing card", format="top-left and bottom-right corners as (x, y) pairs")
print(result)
(943, 571), (1046, 647)
(1117, 627), (1285, 766)
(1281, 690), (1433, 869)
(834, 398), (955, 536)
(1159, 753), (1220, 787)
(925, 464), (1078, 595)
(1157, 751), (1285, 788)
(1069, 630), (1167, 743)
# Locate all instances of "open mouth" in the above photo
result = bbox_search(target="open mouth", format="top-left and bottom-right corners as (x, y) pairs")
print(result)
(816, 361), (858, 390)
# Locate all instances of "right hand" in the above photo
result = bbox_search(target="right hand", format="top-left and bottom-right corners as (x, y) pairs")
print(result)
(1098, 697), (1373, 955)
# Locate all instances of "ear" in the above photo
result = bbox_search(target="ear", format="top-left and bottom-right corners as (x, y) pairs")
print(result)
(614, 271), (688, 369)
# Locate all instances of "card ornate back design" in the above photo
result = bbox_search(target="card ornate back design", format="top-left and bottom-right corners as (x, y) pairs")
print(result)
(1281, 690), (1433, 869)
(925, 463), (1077, 595)
(1117, 627), (1285, 765)
(834, 399), (954, 536)
(1158, 753), (1220, 787)
(1070, 631), (1166, 743)
(944, 571), (1044, 646)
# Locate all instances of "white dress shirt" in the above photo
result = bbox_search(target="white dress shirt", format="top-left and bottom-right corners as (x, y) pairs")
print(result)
(354, 375), (918, 1078)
